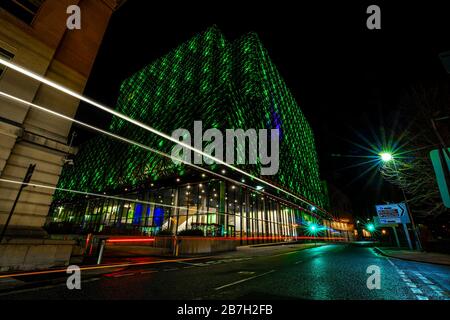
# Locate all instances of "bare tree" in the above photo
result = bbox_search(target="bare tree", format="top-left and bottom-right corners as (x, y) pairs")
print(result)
(379, 83), (450, 217)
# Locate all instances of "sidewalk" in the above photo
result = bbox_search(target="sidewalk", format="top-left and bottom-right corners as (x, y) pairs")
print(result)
(374, 247), (450, 266)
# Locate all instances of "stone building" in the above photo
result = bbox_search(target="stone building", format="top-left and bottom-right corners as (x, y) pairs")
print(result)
(0, 0), (124, 270)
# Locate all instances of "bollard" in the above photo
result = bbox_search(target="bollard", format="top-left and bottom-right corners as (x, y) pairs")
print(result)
(97, 238), (106, 265)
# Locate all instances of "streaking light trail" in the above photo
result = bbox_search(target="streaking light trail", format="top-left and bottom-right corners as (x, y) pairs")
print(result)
(0, 58), (332, 219)
(0, 89), (322, 219)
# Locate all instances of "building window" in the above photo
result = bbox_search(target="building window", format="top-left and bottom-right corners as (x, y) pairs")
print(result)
(0, 47), (15, 79)
(1, 0), (45, 24)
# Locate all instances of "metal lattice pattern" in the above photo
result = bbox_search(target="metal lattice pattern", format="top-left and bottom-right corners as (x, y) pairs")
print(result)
(55, 27), (326, 208)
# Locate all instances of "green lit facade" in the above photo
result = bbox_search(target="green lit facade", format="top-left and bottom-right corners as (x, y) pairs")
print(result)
(47, 27), (331, 239)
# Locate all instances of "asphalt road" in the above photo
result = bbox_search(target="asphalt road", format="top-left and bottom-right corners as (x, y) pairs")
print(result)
(1, 243), (449, 300)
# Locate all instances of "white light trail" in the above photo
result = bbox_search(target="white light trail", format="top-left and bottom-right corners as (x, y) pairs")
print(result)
(0, 177), (184, 211)
(0, 58), (331, 218)
(0, 90), (321, 218)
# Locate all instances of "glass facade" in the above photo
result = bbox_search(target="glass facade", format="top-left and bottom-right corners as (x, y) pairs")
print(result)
(47, 179), (320, 243)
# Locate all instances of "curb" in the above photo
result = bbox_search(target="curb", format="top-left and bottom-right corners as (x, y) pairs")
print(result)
(374, 247), (450, 267)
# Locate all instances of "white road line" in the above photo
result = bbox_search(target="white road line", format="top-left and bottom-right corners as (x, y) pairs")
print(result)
(163, 268), (178, 272)
(388, 258), (433, 300)
(386, 257), (449, 300)
(214, 270), (276, 291)
(429, 285), (442, 291)
(294, 260), (303, 264)
(428, 285), (445, 297)
(413, 272), (434, 285)
(0, 281), (68, 296)
(411, 288), (423, 294)
(272, 251), (298, 257)
(386, 258), (396, 267)
(0, 276), (103, 296)
(419, 278), (433, 285)
(113, 273), (135, 278)
(410, 271), (447, 298)
(141, 270), (158, 274)
(176, 261), (206, 267)
(238, 271), (255, 275)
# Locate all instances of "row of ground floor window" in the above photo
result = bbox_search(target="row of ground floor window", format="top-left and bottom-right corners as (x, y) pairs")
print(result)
(47, 179), (351, 241)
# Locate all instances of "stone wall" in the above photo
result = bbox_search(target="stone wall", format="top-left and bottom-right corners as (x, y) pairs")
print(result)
(0, 238), (76, 271)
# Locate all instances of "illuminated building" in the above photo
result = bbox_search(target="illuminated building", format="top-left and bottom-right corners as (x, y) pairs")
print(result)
(47, 26), (335, 242)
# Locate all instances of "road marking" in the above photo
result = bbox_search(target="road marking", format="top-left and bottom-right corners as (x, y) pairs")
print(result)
(183, 266), (195, 269)
(113, 273), (135, 278)
(272, 251), (298, 257)
(163, 268), (178, 272)
(429, 285), (442, 291)
(0, 281), (69, 296)
(214, 270), (275, 291)
(238, 271), (255, 275)
(412, 271), (434, 285)
(0, 255), (216, 279)
(410, 271), (448, 298)
(411, 288), (423, 294)
(176, 261), (206, 267)
(387, 258), (434, 300)
(140, 270), (158, 274)
(294, 260), (303, 264)
(0, 276), (102, 297)
(386, 258), (396, 267)
(428, 285), (445, 297)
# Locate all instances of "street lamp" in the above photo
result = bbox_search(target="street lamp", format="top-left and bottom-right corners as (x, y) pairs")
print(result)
(379, 152), (393, 162)
(307, 222), (320, 246)
(378, 152), (422, 251)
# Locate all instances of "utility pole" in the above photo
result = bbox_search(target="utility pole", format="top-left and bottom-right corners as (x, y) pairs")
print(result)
(391, 160), (422, 251)
(0, 164), (36, 243)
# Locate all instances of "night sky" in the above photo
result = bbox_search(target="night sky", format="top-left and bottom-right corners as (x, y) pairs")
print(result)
(74, 1), (450, 217)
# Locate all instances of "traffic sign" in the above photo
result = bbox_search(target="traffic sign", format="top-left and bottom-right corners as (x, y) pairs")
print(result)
(373, 216), (397, 227)
(430, 148), (450, 208)
(375, 203), (410, 224)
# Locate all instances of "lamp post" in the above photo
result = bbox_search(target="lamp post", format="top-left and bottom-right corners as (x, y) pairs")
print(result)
(308, 223), (318, 246)
(379, 152), (422, 250)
